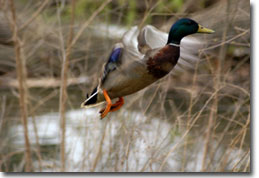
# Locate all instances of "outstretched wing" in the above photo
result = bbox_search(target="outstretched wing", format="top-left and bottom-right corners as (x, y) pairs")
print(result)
(137, 25), (204, 75)
(120, 26), (144, 63)
(101, 24), (148, 83)
(100, 26), (146, 86)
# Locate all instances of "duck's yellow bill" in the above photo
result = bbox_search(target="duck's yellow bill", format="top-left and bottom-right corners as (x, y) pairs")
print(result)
(197, 24), (215, 33)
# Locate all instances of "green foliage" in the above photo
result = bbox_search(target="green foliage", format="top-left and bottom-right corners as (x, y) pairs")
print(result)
(62, 0), (111, 21)
(74, 0), (89, 17)
(126, 0), (137, 26)
(169, 0), (184, 12)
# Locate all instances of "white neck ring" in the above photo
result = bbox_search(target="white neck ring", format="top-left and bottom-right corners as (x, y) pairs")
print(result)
(168, 43), (180, 47)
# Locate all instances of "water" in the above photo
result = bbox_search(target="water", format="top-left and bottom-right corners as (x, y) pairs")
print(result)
(9, 107), (248, 172)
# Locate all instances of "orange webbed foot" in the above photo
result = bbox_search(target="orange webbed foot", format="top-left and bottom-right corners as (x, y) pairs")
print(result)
(99, 91), (124, 119)
(110, 97), (124, 112)
(99, 90), (112, 119)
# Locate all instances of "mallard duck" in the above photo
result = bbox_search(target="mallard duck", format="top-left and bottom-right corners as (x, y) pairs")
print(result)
(81, 18), (214, 119)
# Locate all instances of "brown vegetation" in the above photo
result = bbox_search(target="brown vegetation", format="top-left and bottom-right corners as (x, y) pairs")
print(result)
(0, 0), (250, 172)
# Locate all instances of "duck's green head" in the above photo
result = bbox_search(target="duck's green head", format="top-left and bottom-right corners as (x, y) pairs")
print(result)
(167, 18), (214, 45)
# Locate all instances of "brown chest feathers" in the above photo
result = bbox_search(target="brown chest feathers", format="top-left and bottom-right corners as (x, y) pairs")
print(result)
(147, 45), (180, 78)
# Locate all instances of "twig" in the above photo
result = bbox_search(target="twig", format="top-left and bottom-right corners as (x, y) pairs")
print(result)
(200, 30), (249, 52)
(0, 96), (6, 132)
(70, 0), (112, 48)
(243, 155), (250, 172)
(90, 119), (108, 172)
(207, 102), (242, 169)
(157, 88), (222, 172)
(30, 114), (43, 171)
(29, 90), (58, 115)
(59, 0), (76, 172)
(19, 0), (49, 31)
(201, 93), (217, 171)
(8, 0), (32, 172)
(58, 1), (112, 169)
(0, 76), (90, 88)
(138, 0), (161, 29)
(232, 150), (250, 172)
(202, 1), (232, 171)
(181, 59), (200, 171)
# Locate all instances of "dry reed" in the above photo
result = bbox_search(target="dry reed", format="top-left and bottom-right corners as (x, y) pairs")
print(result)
(8, 0), (32, 172)
(0, 0), (250, 173)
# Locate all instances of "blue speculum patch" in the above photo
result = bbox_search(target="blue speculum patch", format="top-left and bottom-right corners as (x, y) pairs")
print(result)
(109, 48), (121, 63)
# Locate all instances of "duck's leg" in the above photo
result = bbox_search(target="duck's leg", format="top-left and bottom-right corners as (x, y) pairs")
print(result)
(100, 89), (112, 119)
(110, 97), (124, 112)
(99, 97), (124, 114)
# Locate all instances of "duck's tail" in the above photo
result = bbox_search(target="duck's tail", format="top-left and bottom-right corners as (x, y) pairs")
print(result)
(81, 86), (103, 108)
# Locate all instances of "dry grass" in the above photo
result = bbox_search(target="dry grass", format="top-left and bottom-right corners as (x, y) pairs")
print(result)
(0, 0), (250, 172)
(8, 0), (32, 172)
